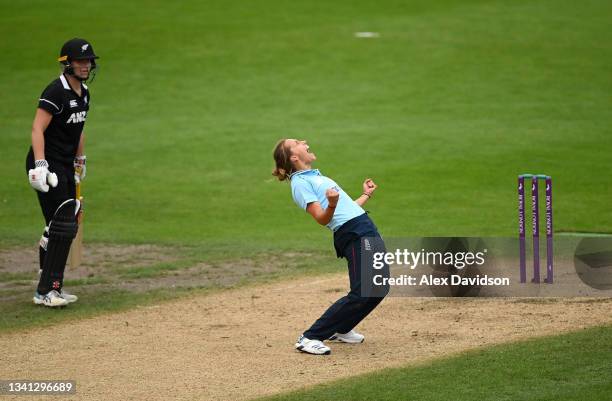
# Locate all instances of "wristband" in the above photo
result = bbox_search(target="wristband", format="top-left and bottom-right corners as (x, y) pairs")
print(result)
(35, 159), (49, 168)
(362, 192), (371, 198)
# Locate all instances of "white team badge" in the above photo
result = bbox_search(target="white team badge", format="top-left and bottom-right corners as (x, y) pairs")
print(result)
(69, 100), (78, 108)
(81, 44), (89, 53)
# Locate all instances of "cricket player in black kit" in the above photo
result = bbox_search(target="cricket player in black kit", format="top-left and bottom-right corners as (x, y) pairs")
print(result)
(26, 38), (98, 307)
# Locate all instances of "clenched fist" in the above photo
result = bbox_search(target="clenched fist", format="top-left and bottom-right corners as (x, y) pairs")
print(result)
(363, 178), (377, 196)
(326, 188), (339, 208)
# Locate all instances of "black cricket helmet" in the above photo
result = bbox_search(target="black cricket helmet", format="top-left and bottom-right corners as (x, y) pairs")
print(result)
(58, 38), (99, 73)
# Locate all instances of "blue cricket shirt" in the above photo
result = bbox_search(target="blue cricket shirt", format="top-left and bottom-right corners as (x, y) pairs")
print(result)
(290, 169), (365, 231)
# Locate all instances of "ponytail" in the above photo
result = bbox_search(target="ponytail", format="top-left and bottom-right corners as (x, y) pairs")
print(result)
(272, 139), (293, 181)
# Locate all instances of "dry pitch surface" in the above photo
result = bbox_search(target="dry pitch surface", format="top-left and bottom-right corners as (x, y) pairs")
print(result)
(2, 274), (611, 401)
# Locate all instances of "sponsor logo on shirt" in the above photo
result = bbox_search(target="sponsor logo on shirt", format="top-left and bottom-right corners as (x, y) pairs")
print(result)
(67, 111), (87, 124)
(69, 100), (78, 108)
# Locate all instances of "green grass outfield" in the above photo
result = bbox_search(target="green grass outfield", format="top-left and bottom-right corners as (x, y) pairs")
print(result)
(1, 0), (611, 251)
(259, 324), (612, 401)
(1, 3), (611, 398)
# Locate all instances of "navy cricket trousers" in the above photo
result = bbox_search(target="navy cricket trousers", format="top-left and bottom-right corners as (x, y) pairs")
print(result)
(303, 213), (390, 341)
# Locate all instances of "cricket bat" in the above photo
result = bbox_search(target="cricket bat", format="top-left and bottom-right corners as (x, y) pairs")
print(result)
(68, 169), (84, 268)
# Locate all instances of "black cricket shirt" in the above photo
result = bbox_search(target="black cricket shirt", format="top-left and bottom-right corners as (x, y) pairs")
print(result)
(37, 73), (90, 164)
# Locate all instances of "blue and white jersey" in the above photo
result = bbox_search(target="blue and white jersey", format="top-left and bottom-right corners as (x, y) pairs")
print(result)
(290, 169), (365, 231)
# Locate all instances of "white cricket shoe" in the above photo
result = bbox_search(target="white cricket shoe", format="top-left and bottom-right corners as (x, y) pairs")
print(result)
(329, 330), (365, 343)
(33, 290), (68, 307)
(295, 335), (331, 355)
(60, 290), (78, 304)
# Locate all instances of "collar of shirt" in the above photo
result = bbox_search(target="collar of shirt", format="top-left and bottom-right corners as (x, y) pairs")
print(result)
(60, 73), (88, 93)
(289, 169), (320, 180)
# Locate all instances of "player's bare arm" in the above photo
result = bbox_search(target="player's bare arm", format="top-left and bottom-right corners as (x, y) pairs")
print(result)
(76, 132), (86, 157)
(74, 132), (87, 184)
(31, 108), (52, 160)
(306, 188), (339, 225)
(355, 178), (377, 207)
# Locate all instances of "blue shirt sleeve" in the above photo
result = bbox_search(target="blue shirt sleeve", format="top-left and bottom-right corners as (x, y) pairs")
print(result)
(291, 177), (319, 210)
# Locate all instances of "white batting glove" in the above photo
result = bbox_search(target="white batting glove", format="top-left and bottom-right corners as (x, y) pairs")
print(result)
(74, 155), (86, 184)
(28, 160), (58, 193)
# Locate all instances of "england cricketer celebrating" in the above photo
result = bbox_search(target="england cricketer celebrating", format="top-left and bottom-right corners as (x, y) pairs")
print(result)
(25, 38), (98, 307)
(273, 139), (390, 355)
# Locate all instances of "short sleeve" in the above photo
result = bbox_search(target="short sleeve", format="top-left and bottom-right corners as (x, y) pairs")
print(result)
(83, 86), (90, 108)
(291, 178), (319, 210)
(38, 84), (63, 115)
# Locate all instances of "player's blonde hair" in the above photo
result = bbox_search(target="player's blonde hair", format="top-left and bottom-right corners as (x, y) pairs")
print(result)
(272, 139), (294, 182)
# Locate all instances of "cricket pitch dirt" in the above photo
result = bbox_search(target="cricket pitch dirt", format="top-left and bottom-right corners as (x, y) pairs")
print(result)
(2, 274), (611, 400)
